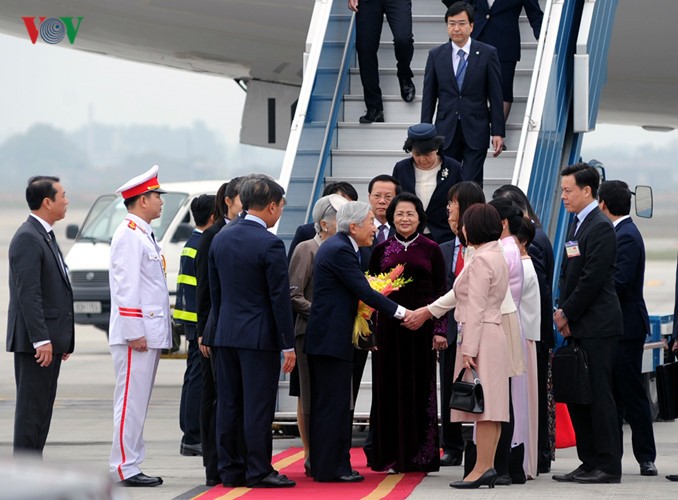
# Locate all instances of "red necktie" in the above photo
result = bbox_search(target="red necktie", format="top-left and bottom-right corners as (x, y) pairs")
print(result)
(454, 245), (464, 277)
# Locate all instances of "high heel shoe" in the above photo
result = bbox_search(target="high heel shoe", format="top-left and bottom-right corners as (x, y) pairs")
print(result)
(450, 468), (498, 489)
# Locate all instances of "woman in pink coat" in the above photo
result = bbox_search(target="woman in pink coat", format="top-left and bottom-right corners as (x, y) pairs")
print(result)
(450, 203), (510, 489)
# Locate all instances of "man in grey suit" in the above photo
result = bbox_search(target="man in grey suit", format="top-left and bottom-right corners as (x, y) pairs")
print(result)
(7, 175), (74, 454)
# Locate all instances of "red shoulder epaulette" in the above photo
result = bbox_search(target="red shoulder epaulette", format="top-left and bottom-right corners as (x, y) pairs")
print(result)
(127, 220), (137, 230)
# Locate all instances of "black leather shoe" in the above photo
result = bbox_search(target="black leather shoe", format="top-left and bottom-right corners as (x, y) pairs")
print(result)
(495, 473), (512, 486)
(359, 108), (384, 124)
(251, 471), (295, 488)
(332, 470), (364, 483)
(572, 469), (621, 484)
(552, 465), (589, 482)
(440, 452), (462, 466)
(205, 478), (220, 487)
(180, 442), (202, 456)
(450, 468), (498, 489)
(640, 461), (658, 476)
(666, 474), (678, 481)
(399, 77), (415, 103)
(120, 473), (163, 487)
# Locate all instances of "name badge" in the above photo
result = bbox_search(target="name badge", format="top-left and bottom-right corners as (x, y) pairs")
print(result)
(565, 240), (581, 258)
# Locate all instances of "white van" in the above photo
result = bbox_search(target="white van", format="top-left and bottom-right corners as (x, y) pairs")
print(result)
(64, 180), (224, 332)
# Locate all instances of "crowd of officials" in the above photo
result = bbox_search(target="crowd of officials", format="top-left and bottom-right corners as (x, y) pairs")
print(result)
(7, 0), (678, 492)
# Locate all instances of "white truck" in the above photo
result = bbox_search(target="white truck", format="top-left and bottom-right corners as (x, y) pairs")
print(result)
(64, 180), (224, 332)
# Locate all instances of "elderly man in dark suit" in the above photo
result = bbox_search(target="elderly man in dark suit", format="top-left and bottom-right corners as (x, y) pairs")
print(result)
(7, 175), (74, 455)
(421, 2), (505, 187)
(598, 180), (657, 477)
(208, 176), (296, 488)
(306, 201), (410, 482)
(552, 163), (623, 484)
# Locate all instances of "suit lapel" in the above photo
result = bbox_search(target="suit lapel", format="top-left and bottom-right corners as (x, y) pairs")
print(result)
(575, 207), (599, 239)
(464, 40), (481, 85)
(443, 42), (460, 92)
(28, 217), (71, 287)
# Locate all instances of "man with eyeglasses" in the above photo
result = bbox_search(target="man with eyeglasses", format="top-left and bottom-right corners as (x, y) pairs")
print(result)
(421, 1), (505, 187)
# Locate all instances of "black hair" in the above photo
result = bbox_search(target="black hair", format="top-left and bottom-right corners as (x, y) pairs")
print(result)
(448, 181), (485, 246)
(385, 192), (428, 233)
(493, 184), (542, 227)
(214, 182), (230, 219)
(463, 203), (502, 245)
(445, 1), (475, 23)
(191, 194), (216, 227)
(26, 176), (59, 210)
(561, 162), (600, 199)
(368, 174), (402, 195)
(123, 192), (155, 209)
(488, 197), (524, 236)
(403, 136), (445, 155)
(322, 181), (359, 201)
(598, 180), (632, 216)
(516, 216), (536, 250)
(239, 176), (285, 211)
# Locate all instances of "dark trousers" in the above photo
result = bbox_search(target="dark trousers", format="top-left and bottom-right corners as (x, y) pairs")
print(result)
(214, 347), (279, 485)
(613, 338), (657, 463)
(355, 0), (414, 110)
(536, 342), (553, 467)
(443, 123), (488, 187)
(439, 340), (464, 457)
(200, 351), (219, 481)
(13, 352), (62, 454)
(567, 336), (622, 476)
(309, 354), (354, 481)
(494, 380), (514, 476)
(180, 338), (202, 446)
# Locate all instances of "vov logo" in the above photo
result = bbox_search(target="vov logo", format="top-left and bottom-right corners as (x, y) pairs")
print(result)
(22, 17), (84, 44)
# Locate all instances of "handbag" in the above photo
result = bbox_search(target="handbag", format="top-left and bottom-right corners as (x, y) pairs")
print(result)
(552, 337), (592, 404)
(656, 361), (678, 420)
(449, 367), (484, 414)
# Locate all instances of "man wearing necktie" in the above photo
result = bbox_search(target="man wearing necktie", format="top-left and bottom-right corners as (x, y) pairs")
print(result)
(421, 2), (505, 187)
(553, 163), (623, 484)
(7, 175), (74, 455)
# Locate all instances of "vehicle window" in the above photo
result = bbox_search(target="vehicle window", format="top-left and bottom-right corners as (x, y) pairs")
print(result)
(78, 192), (189, 243)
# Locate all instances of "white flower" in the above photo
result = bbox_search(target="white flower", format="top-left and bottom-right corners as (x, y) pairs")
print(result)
(441, 167), (449, 179)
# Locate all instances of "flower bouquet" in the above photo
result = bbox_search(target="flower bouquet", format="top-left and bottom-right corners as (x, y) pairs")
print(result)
(353, 264), (412, 349)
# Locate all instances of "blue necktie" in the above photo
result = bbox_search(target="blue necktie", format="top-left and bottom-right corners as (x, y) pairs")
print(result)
(376, 224), (387, 245)
(456, 50), (467, 90)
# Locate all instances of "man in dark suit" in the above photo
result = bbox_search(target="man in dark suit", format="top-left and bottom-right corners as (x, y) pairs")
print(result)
(464, 0), (542, 120)
(598, 180), (657, 477)
(421, 2), (505, 187)
(553, 163), (623, 484)
(349, 0), (415, 124)
(194, 178), (243, 486)
(208, 176), (296, 488)
(7, 175), (74, 455)
(306, 201), (410, 482)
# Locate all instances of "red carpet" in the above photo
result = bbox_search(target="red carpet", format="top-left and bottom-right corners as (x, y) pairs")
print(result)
(192, 447), (425, 500)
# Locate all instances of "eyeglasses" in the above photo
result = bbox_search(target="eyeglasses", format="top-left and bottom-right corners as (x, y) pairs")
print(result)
(447, 21), (469, 28)
(370, 194), (393, 202)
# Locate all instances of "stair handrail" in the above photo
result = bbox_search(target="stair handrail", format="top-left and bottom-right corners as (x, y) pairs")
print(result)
(304, 13), (357, 223)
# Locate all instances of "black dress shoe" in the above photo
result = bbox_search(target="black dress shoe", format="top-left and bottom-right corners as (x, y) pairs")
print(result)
(205, 478), (220, 487)
(180, 442), (203, 456)
(332, 470), (364, 483)
(572, 469), (621, 484)
(640, 461), (658, 476)
(251, 471), (295, 488)
(399, 77), (415, 103)
(450, 468), (498, 489)
(359, 108), (384, 124)
(552, 465), (590, 482)
(666, 474), (678, 481)
(440, 452), (462, 466)
(120, 473), (163, 487)
(494, 473), (512, 486)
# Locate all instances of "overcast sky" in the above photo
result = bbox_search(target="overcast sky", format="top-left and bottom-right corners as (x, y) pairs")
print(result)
(1, 32), (677, 157)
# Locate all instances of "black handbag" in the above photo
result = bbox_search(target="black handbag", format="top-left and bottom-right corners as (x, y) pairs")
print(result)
(656, 361), (678, 420)
(552, 337), (592, 404)
(449, 367), (484, 413)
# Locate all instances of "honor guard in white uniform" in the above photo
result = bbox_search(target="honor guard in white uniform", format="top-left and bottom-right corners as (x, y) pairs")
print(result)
(108, 165), (171, 488)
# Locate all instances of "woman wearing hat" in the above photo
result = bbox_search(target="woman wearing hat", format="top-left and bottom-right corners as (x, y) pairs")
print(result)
(392, 123), (462, 244)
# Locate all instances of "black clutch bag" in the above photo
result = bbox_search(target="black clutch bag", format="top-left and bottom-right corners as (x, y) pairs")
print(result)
(657, 361), (678, 420)
(449, 367), (484, 414)
(552, 337), (592, 404)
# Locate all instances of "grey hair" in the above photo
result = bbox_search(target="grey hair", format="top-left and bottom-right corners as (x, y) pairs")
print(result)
(312, 194), (348, 232)
(336, 201), (371, 234)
